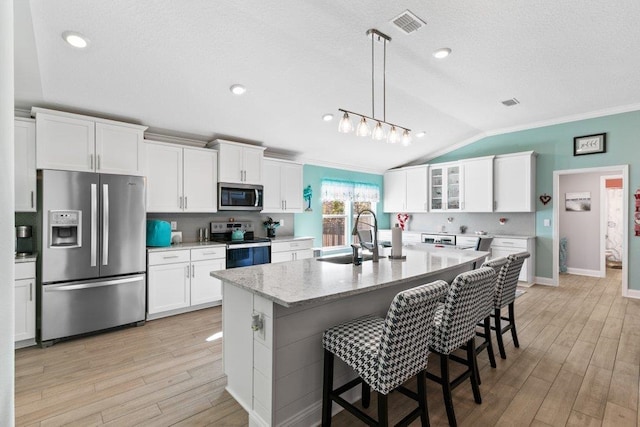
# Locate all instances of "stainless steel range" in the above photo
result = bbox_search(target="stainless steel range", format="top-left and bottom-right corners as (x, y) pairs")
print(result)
(210, 221), (271, 268)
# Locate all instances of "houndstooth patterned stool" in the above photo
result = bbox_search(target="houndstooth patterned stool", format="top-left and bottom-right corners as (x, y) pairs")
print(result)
(426, 267), (496, 427)
(482, 251), (530, 359)
(321, 280), (448, 427)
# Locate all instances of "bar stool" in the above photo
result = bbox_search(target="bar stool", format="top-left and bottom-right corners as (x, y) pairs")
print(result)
(483, 252), (530, 359)
(321, 280), (449, 427)
(426, 267), (496, 427)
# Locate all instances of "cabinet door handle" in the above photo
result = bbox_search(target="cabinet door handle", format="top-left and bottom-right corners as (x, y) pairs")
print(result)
(90, 154), (94, 170)
(179, 196), (183, 209)
(191, 265), (195, 278)
(186, 266), (190, 278)
(284, 200), (287, 210)
(162, 255), (179, 259)
(185, 196), (188, 209)
(29, 282), (32, 301)
(97, 155), (101, 170)
(31, 191), (34, 208)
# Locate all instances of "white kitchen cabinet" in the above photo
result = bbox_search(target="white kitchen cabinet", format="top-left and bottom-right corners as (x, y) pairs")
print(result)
(32, 108), (146, 175)
(15, 261), (36, 345)
(14, 118), (36, 212)
(271, 239), (314, 263)
(262, 158), (303, 213)
(494, 151), (536, 212)
(490, 237), (535, 284)
(460, 156), (494, 212)
(145, 141), (218, 213)
(147, 246), (226, 318)
(383, 165), (428, 213)
(209, 139), (265, 185)
(429, 163), (462, 211)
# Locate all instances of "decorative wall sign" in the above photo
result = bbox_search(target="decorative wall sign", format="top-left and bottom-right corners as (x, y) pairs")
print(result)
(303, 185), (313, 212)
(539, 193), (552, 205)
(573, 133), (606, 156)
(565, 192), (591, 211)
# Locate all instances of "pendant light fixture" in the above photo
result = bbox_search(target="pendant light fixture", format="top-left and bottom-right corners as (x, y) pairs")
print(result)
(338, 29), (411, 145)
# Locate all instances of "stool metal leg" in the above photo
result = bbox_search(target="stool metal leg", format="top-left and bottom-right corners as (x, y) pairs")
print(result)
(509, 303), (519, 348)
(322, 349), (334, 426)
(494, 308), (507, 359)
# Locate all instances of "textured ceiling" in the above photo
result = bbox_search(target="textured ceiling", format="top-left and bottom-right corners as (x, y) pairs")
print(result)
(14, 0), (640, 173)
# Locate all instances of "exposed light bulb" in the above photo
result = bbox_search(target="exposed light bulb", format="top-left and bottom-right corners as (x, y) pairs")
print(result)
(387, 126), (399, 144)
(415, 131), (426, 138)
(62, 31), (89, 49)
(322, 113), (334, 122)
(401, 129), (412, 146)
(230, 84), (247, 95)
(355, 117), (371, 137)
(372, 121), (386, 140)
(338, 112), (353, 133)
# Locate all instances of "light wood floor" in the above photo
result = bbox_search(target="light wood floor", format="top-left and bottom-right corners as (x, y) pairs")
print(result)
(15, 268), (637, 426)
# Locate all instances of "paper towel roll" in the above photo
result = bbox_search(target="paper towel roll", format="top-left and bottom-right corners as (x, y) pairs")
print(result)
(391, 225), (402, 258)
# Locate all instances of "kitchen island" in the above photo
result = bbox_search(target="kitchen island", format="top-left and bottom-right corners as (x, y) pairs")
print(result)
(211, 245), (488, 427)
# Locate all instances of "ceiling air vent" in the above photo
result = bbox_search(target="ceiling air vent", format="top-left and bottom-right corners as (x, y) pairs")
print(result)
(501, 98), (520, 107)
(391, 10), (426, 35)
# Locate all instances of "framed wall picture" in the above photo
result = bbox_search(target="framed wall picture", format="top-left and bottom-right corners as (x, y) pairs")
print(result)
(574, 133), (606, 156)
(565, 192), (591, 211)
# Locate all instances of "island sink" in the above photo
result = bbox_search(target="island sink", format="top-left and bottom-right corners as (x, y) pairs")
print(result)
(317, 253), (375, 264)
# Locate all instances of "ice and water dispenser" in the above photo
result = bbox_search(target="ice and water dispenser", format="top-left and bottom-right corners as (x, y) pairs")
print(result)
(49, 210), (82, 248)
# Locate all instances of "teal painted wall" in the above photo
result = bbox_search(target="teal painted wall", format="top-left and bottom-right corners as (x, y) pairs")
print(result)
(431, 109), (640, 287)
(294, 164), (390, 246)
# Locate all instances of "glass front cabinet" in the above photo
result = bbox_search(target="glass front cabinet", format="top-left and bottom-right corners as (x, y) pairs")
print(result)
(429, 164), (462, 211)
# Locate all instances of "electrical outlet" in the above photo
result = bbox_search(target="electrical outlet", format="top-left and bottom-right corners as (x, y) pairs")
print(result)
(279, 218), (284, 227)
(544, 219), (550, 227)
(170, 221), (177, 230)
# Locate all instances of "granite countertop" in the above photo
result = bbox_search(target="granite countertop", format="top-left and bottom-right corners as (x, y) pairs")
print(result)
(15, 253), (37, 263)
(147, 241), (227, 252)
(211, 245), (488, 308)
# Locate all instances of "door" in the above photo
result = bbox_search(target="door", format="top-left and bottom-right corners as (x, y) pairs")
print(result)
(429, 167), (444, 211)
(218, 143), (244, 183)
(14, 119), (36, 212)
(383, 169), (405, 212)
(95, 122), (144, 175)
(191, 259), (224, 305)
(148, 263), (191, 314)
(282, 163), (303, 211)
(462, 158), (493, 212)
(14, 278), (35, 341)
(262, 159), (283, 212)
(99, 174), (146, 277)
(242, 147), (264, 185)
(41, 170), (100, 283)
(446, 165), (462, 210)
(183, 148), (218, 212)
(145, 142), (183, 212)
(36, 113), (95, 172)
(405, 166), (428, 212)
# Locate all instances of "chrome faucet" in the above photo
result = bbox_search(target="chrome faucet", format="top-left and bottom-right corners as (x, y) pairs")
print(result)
(352, 209), (379, 262)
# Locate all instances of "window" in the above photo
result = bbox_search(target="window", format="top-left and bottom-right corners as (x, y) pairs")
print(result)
(321, 180), (379, 249)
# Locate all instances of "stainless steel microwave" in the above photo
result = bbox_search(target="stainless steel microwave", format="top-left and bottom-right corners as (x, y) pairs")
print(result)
(218, 183), (263, 211)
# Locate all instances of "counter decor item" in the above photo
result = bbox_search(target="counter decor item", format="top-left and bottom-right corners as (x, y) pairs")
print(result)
(396, 212), (409, 231)
(539, 193), (552, 205)
(389, 224), (406, 260)
(303, 185), (313, 212)
(635, 190), (640, 236)
(263, 217), (280, 238)
(146, 220), (171, 247)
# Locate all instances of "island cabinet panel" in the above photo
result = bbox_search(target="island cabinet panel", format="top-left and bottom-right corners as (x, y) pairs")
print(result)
(271, 239), (314, 263)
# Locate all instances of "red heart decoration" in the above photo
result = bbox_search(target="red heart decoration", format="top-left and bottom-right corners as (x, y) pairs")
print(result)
(539, 194), (552, 205)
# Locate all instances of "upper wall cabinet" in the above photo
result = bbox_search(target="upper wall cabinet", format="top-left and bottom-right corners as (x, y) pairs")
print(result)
(208, 139), (265, 185)
(429, 163), (462, 212)
(262, 158), (303, 213)
(32, 108), (147, 176)
(145, 141), (218, 213)
(494, 151), (536, 212)
(383, 165), (428, 213)
(460, 156), (494, 212)
(14, 118), (36, 212)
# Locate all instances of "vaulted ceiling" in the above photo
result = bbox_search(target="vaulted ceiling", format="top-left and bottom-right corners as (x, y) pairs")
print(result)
(14, 1), (640, 173)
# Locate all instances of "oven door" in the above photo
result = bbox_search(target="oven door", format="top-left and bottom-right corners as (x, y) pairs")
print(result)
(226, 244), (271, 268)
(218, 183), (263, 211)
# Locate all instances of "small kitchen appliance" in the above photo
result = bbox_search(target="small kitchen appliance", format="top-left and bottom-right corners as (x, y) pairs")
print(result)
(218, 183), (264, 211)
(421, 233), (456, 246)
(15, 225), (34, 256)
(210, 221), (271, 268)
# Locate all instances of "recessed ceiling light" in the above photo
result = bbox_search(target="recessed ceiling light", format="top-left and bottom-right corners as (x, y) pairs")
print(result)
(432, 48), (451, 59)
(415, 131), (426, 138)
(322, 113), (334, 122)
(230, 84), (247, 95)
(62, 31), (89, 49)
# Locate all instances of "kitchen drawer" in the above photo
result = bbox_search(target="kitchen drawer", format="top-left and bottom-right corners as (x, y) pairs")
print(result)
(191, 246), (226, 261)
(15, 261), (36, 280)
(492, 237), (528, 249)
(457, 236), (480, 247)
(148, 249), (190, 266)
(271, 239), (313, 253)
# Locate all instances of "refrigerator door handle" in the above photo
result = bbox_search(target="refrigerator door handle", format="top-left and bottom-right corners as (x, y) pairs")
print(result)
(102, 183), (109, 266)
(44, 276), (142, 292)
(91, 183), (98, 266)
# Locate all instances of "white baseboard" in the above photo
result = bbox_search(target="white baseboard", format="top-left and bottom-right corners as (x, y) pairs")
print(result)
(566, 267), (603, 278)
(281, 386), (361, 427)
(533, 276), (556, 286)
(624, 289), (640, 299)
(146, 300), (221, 320)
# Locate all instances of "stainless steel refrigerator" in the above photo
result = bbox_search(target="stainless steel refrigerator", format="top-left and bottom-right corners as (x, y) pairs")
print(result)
(37, 169), (146, 345)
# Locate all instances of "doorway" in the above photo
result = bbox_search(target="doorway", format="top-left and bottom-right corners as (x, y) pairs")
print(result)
(601, 175), (623, 277)
(552, 165), (629, 295)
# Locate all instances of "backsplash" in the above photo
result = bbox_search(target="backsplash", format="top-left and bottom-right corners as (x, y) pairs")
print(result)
(146, 212), (295, 243)
(392, 212), (535, 236)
